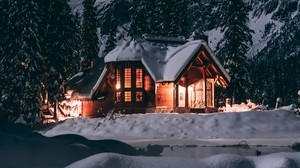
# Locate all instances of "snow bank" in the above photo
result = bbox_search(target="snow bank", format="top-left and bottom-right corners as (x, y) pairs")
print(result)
(66, 152), (300, 168)
(41, 109), (300, 140)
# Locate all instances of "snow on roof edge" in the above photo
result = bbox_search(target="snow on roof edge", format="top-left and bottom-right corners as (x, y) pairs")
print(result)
(141, 59), (159, 82)
(90, 67), (107, 98)
(167, 40), (204, 82)
(74, 67), (107, 100)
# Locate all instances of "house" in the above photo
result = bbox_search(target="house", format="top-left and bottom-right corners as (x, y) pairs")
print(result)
(60, 35), (230, 118)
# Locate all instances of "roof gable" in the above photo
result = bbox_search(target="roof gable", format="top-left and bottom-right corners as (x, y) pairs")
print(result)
(105, 38), (230, 84)
(68, 59), (107, 99)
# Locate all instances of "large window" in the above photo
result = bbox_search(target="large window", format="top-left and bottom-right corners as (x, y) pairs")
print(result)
(124, 91), (132, 102)
(136, 91), (143, 102)
(136, 68), (143, 88)
(116, 69), (121, 90)
(124, 68), (131, 88)
(116, 92), (121, 102)
(115, 66), (144, 104)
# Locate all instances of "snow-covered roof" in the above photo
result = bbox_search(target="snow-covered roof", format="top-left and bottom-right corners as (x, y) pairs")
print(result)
(105, 38), (230, 84)
(68, 59), (107, 99)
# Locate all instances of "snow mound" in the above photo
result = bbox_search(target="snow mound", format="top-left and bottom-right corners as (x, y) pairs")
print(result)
(40, 109), (300, 140)
(66, 152), (300, 168)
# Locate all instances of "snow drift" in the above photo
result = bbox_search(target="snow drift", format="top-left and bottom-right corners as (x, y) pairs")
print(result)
(66, 152), (300, 168)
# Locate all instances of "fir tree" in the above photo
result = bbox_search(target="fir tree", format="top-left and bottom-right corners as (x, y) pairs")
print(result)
(189, 0), (219, 35)
(0, 0), (8, 55)
(41, 0), (80, 105)
(168, 1), (180, 36)
(72, 11), (82, 71)
(177, 0), (189, 36)
(99, 0), (130, 55)
(128, 0), (151, 37)
(153, 0), (170, 35)
(1, 0), (42, 124)
(217, 0), (253, 103)
(152, 0), (189, 37)
(81, 0), (99, 70)
(103, 21), (117, 56)
(0, 0), (9, 103)
(98, 0), (130, 34)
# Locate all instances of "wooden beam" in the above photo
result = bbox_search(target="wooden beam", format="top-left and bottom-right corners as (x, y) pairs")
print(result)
(196, 56), (204, 66)
(214, 75), (220, 84)
(174, 84), (178, 108)
(203, 66), (207, 109)
(185, 77), (188, 108)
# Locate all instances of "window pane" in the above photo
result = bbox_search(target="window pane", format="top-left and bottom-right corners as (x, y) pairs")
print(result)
(136, 68), (143, 88)
(116, 69), (121, 90)
(116, 92), (121, 102)
(136, 91), (143, 102)
(124, 68), (131, 88)
(124, 91), (131, 102)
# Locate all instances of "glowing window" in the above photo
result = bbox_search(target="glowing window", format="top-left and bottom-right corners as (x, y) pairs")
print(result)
(124, 68), (131, 88)
(136, 91), (143, 102)
(124, 91), (131, 102)
(136, 68), (143, 88)
(116, 92), (121, 102)
(116, 69), (121, 90)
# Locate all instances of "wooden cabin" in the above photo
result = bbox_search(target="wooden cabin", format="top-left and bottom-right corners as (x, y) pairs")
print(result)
(60, 36), (230, 117)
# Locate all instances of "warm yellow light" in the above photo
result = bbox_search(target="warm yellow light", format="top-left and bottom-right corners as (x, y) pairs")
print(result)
(188, 85), (194, 92)
(65, 90), (73, 99)
(116, 83), (121, 90)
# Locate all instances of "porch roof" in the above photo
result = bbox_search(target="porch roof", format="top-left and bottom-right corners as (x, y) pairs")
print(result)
(105, 38), (230, 85)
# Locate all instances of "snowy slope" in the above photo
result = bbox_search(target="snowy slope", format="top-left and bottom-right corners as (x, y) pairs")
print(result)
(206, 0), (299, 57)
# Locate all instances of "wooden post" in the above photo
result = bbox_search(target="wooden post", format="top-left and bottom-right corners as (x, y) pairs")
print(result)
(203, 66), (207, 110)
(185, 77), (188, 108)
(174, 84), (178, 108)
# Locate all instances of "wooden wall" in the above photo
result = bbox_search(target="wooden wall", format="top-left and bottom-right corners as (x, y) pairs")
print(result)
(81, 92), (114, 117)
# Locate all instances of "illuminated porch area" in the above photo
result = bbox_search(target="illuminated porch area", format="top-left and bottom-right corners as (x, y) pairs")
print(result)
(154, 49), (229, 113)
(154, 78), (216, 113)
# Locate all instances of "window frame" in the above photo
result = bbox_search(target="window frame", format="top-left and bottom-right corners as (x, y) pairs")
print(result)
(114, 64), (145, 106)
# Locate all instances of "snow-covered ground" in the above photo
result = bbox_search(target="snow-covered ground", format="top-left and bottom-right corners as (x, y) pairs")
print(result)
(41, 107), (300, 140)
(2, 106), (300, 167)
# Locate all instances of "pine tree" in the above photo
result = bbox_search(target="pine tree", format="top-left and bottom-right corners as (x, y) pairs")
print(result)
(103, 21), (117, 56)
(41, 0), (80, 104)
(128, 0), (151, 37)
(0, 0), (9, 100)
(189, 0), (219, 35)
(217, 0), (253, 103)
(153, 0), (170, 36)
(72, 11), (82, 71)
(0, 0), (8, 54)
(98, 0), (130, 35)
(81, 0), (99, 70)
(176, 0), (189, 37)
(99, 0), (130, 55)
(168, 1), (179, 36)
(1, 0), (42, 124)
